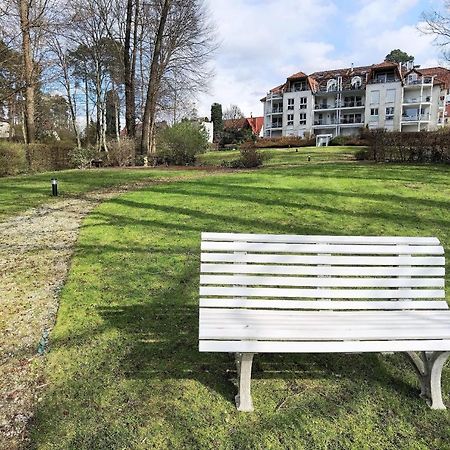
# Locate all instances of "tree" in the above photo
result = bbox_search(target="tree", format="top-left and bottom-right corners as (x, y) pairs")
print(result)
(140, 0), (216, 157)
(385, 49), (414, 65)
(223, 104), (244, 121)
(420, 3), (450, 63)
(210, 102), (222, 143)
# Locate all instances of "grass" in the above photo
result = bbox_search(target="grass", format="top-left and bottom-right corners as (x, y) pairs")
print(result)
(0, 167), (204, 221)
(28, 153), (450, 449)
(197, 145), (361, 167)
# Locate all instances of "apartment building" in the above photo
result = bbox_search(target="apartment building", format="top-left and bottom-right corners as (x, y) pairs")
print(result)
(261, 61), (450, 138)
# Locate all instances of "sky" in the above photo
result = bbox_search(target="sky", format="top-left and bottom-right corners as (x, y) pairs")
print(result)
(196, 0), (446, 119)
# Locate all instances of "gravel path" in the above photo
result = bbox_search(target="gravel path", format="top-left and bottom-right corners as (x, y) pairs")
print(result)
(0, 176), (207, 449)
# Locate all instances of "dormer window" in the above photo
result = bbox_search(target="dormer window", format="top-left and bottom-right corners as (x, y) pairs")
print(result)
(327, 79), (337, 92)
(351, 76), (362, 89)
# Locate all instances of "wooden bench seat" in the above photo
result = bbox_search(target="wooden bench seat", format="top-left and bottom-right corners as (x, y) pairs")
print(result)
(198, 233), (450, 411)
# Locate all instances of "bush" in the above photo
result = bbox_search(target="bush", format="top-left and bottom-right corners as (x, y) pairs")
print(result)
(329, 135), (368, 146)
(155, 122), (209, 166)
(69, 146), (100, 169)
(27, 141), (75, 172)
(107, 138), (136, 167)
(0, 141), (27, 176)
(245, 136), (316, 149)
(222, 147), (265, 168)
(360, 129), (450, 163)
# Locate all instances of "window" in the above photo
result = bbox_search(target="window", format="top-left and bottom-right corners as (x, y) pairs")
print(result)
(287, 98), (294, 110)
(351, 76), (362, 89)
(299, 97), (307, 109)
(327, 79), (337, 92)
(370, 108), (379, 116)
(293, 82), (306, 91)
(386, 89), (396, 103)
(386, 107), (394, 120)
(370, 90), (380, 104)
(299, 113), (306, 125)
(287, 114), (294, 126)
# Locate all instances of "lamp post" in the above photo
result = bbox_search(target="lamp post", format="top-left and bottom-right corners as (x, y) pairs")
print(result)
(51, 178), (58, 196)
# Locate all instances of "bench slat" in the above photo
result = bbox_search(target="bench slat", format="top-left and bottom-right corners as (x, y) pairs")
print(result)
(199, 339), (450, 353)
(201, 242), (444, 255)
(200, 287), (445, 298)
(200, 310), (450, 340)
(200, 275), (444, 288)
(199, 299), (450, 310)
(201, 233), (440, 245)
(201, 264), (445, 277)
(201, 254), (445, 266)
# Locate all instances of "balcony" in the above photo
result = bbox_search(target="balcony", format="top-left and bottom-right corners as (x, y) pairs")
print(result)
(342, 100), (364, 108)
(271, 107), (283, 114)
(266, 92), (283, 100)
(313, 119), (338, 126)
(340, 117), (364, 125)
(403, 97), (431, 104)
(401, 114), (430, 122)
(404, 77), (433, 86)
(315, 103), (336, 110)
(270, 122), (283, 129)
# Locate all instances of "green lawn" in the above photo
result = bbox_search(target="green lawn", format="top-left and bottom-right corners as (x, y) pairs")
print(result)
(197, 145), (361, 167)
(0, 167), (202, 221)
(30, 159), (450, 449)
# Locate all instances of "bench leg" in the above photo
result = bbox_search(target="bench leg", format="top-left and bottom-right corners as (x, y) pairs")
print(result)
(404, 351), (450, 410)
(235, 352), (254, 412)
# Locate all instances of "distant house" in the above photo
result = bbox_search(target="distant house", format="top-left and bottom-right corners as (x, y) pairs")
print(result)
(223, 116), (264, 137)
(0, 120), (10, 138)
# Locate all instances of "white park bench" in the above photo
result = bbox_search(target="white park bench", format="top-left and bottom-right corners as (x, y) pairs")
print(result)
(198, 233), (450, 411)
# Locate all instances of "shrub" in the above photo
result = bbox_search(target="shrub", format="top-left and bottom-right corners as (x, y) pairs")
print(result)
(0, 141), (27, 176)
(222, 147), (265, 168)
(329, 135), (369, 146)
(360, 129), (450, 163)
(155, 121), (209, 166)
(249, 136), (316, 149)
(107, 138), (136, 167)
(69, 146), (99, 169)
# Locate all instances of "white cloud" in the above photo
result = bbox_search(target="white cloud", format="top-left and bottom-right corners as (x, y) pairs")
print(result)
(195, 0), (442, 118)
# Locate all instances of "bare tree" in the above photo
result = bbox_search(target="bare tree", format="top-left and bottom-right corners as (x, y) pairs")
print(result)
(140, 0), (217, 157)
(48, 36), (81, 148)
(223, 104), (244, 121)
(420, 2), (450, 62)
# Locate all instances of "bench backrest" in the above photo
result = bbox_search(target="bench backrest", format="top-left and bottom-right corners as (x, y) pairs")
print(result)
(200, 233), (446, 312)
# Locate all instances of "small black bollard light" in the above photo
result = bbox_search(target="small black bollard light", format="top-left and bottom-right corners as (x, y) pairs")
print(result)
(51, 178), (58, 196)
(307, 155), (311, 162)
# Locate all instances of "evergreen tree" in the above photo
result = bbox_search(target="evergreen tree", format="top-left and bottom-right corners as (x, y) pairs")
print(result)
(210, 102), (223, 143)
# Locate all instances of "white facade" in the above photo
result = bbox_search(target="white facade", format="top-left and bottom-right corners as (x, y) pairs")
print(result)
(201, 121), (214, 143)
(262, 63), (450, 138)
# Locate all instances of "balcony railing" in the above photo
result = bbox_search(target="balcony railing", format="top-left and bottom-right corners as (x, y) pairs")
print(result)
(341, 118), (364, 125)
(314, 119), (338, 126)
(271, 107), (283, 113)
(403, 97), (431, 104)
(342, 100), (364, 108)
(314, 118), (364, 126)
(401, 114), (430, 122)
(266, 92), (283, 100)
(270, 122), (283, 128)
(404, 77), (433, 86)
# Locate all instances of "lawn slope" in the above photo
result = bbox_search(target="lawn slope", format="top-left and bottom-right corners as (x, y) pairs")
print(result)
(31, 162), (450, 449)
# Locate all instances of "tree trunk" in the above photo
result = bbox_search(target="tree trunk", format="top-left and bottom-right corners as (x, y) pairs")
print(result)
(84, 75), (89, 145)
(141, 0), (170, 157)
(19, 0), (35, 143)
(124, 0), (138, 138)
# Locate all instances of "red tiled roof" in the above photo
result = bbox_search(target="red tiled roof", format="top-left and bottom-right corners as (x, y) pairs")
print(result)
(247, 116), (264, 135)
(287, 71), (307, 80)
(223, 117), (264, 135)
(420, 67), (450, 89)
